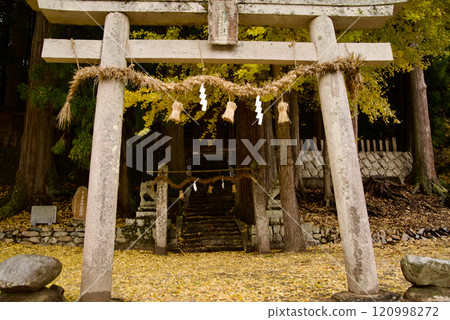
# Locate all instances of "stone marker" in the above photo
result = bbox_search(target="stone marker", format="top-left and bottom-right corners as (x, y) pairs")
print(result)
(30, 206), (57, 226)
(0, 254), (62, 292)
(72, 186), (88, 221)
(401, 255), (450, 287)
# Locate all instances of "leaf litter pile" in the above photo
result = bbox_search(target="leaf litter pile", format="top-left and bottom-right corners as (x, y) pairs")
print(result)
(0, 239), (448, 302)
(299, 179), (449, 230)
(0, 181), (449, 301)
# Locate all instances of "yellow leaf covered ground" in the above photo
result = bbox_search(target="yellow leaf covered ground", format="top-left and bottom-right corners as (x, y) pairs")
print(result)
(0, 238), (448, 302)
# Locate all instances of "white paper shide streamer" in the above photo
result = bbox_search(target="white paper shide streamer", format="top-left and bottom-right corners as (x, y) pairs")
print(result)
(200, 84), (208, 111)
(255, 95), (263, 125)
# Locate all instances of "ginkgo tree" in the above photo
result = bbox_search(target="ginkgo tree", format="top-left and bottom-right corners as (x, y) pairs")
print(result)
(341, 0), (449, 195)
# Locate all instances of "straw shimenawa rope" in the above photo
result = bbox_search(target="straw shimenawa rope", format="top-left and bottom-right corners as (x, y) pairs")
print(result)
(57, 54), (364, 128)
(148, 173), (254, 191)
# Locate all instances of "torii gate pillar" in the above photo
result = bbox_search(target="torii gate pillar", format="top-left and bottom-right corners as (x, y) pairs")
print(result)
(310, 16), (379, 295)
(80, 12), (129, 302)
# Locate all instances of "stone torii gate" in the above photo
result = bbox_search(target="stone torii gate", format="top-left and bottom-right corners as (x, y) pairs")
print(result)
(27, 0), (406, 301)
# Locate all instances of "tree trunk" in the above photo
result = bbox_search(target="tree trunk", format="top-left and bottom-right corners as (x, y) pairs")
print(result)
(235, 100), (258, 224)
(317, 110), (333, 206)
(323, 135), (333, 208)
(275, 118), (306, 252)
(263, 107), (277, 189)
(0, 13), (55, 220)
(167, 122), (185, 185)
(410, 66), (444, 195)
(289, 91), (306, 196)
(351, 106), (358, 142)
(4, 1), (29, 110)
(117, 127), (133, 218)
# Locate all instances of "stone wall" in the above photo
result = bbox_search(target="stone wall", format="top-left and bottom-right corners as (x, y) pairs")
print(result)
(1, 220), (447, 250)
(298, 137), (412, 183)
(244, 197), (449, 250)
(0, 218), (179, 251)
(299, 151), (412, 182)
(0, 221), (86, 247)
(245, 217), (449, 251)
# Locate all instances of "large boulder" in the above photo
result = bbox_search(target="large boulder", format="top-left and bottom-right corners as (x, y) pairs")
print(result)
(401, 255), (450, 287)
(0, 285), (65, 302)
(403, 286), (450, 302)
(0, 254), (62, 292)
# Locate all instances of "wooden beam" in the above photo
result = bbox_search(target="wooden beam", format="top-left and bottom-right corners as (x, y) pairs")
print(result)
(42, 39), (394, 65)
(29, 0), (407, 29)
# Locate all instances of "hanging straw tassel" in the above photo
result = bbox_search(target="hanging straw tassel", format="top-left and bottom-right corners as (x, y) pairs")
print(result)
(168, 101), (183, 122)
(221, 101), (237, 123)
(179, 189), (184, 200)
(277, 100), (290, 124)
(207, 185), (213, 194)
(57, 102), (71, 129)
(232, 184), (236, 193)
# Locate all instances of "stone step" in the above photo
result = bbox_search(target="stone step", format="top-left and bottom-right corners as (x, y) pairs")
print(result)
(187, 201), (235, 207)
(181, 182), (242, 252)
(182, 245), (243, 253)
(181, 238), (243, 247)
(185, 214), (235, 220)
(182, 231), (241, 238)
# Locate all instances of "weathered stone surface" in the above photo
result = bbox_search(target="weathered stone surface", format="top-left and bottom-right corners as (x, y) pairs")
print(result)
(28, 237), (40, 244)
(30, 206), (57, 226)
(401, 233), (410, 242)
(53, 231), (68, 237)
(401, 255), (450, 287)
(22, 231), (39, 237)
(0, 254), (62, 292)
(73, 237), (84, 244)
(403, 286), (450, 302)
(57, 236), (72, 242)
(0, 285), (65, 302)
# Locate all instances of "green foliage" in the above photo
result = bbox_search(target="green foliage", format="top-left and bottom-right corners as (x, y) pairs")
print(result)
(358, 69), (399, 124)
(68, 130), (92, 170)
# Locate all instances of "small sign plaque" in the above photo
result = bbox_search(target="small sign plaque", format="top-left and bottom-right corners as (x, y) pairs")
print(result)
(30, 206), (57, 226)
(208, 0), (238, 45)
(72, 186), (88, 220)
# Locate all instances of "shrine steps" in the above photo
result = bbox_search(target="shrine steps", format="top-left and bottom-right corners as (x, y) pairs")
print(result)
(180, 183), (244, 253)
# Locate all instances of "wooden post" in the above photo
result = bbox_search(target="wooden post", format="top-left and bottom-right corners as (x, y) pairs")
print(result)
(155, 165), (168, 255)
(80, 12), (129, 302)
(310, 15), (379, 295)
(251, 162), (270, 254)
